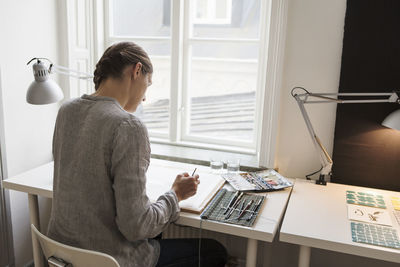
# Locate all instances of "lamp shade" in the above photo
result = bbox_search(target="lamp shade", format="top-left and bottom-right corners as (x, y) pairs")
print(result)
(26, 60), (64, 104)
(382, 109), (400, 131)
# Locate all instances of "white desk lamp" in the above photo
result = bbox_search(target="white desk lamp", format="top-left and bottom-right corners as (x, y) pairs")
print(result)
(26, 58), (93, 105)
(292, 87), (400, 185)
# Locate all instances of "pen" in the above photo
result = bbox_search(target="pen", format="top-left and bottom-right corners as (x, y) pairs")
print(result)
(225, 196), (242, 220)
(223, 191), (239, 214)
(225, 192), (244, 219)
(247, 197), (264, 221)
(233, 200), (246, 220)
(191, 168), (197, 176)
(236, 199), (253, 220)
(239, 199), (245, 214)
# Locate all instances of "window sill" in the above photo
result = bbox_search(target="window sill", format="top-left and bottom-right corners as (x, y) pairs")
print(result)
(150, 142), (262, 171)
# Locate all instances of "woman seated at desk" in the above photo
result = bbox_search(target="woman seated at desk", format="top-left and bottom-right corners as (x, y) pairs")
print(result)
(47, 42), (227, 267)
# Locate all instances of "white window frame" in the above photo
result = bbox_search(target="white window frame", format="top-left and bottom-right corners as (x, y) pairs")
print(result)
(86, 0), (287, 167)
(180, 0), (260, 150)
(193, 0), (232, 25)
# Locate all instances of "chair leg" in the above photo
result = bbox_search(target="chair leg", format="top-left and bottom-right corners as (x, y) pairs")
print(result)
(28, 194), (44, 267)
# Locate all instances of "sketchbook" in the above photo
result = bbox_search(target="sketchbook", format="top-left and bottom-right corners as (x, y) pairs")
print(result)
(145, 159), (225, 214)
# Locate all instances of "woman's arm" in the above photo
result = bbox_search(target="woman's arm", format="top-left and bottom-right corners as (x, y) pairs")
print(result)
(111, 119), (180, 242)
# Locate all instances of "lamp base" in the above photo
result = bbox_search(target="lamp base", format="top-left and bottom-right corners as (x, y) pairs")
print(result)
(315, 174), (327, 185)
(315, 179), (327, 185)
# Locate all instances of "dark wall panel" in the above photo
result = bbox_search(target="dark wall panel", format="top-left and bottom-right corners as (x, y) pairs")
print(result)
(332, 0), (400, 191)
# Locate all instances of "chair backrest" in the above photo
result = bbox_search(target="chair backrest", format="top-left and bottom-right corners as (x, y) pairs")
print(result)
(31, 224), (120, 267)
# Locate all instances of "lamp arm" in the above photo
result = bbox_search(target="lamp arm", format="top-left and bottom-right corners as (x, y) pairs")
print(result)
(50, 64), (93, 80)
(296, 92), (400, 104)
(294, 94), (333, 185)
(291, 87), (400, 185)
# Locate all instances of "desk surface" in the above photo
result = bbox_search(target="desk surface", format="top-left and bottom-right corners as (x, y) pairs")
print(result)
(2, 159), (293, 242)
(280, 179), (400, 263)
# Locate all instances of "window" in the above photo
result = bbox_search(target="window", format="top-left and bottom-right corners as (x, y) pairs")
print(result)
(108, 0), (172, 138)
(194, 0), (232, 25)
(102, 0), (286, 165)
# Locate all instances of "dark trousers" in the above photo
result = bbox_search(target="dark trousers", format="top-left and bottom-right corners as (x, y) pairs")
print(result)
(155, 238), (227, 267)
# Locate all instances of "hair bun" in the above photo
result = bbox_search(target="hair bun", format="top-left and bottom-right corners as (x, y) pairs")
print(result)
(93, 42), (153, 90)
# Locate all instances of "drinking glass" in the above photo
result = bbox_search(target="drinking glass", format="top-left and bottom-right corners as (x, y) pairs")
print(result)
(227, 158), (240, 173)
(210, 158), (223, 174)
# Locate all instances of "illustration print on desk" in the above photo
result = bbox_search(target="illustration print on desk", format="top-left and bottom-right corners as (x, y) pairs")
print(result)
(222, 169), (292, 192)
(350, 222), (400, 249)
(393, 210), (400, 226)
(346, 190), (386, 209)
(390, 196), (400, 211)
(347, 205), (392, 226)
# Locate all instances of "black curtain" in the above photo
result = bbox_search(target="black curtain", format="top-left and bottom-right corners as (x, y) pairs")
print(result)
(332, 0), (400, 191)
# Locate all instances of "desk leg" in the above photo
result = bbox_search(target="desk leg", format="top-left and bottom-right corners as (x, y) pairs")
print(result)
(245, 238), (257, 267)
(28, 194), (44, 267)
(298, 245), (311, 267)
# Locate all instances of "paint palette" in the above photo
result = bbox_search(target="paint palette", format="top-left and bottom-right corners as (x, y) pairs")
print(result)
(351, 222), (400, 249)
(346, 191), (386, 209)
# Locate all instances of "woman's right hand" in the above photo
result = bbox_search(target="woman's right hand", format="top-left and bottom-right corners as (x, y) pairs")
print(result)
(171, 172), (200, 201)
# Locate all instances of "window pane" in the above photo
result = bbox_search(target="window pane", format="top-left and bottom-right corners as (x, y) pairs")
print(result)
(191, 42), (258, 60)
(216, 1), (229, 19)
(195, 0), (208, 20)
(112, 0), (171, 37)
(134, 41), (171, 135)
(188, 43), (259, 141)
(192, 0), (260, 39)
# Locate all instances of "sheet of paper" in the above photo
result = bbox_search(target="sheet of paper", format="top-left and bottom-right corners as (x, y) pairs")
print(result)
(347, 205), (393, 226)
(146, 160), (225, 213)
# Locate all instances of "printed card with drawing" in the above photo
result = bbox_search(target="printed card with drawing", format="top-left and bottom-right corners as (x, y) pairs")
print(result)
(347, 205), (393, 226)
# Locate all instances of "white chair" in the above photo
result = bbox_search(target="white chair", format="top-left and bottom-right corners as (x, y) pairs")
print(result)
(31, 224), (120, 267)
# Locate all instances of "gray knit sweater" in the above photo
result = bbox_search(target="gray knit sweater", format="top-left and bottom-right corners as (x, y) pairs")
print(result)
(47, 94), (180, 267)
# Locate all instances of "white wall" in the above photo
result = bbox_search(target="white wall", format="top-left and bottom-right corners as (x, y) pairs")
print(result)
(0, 0), (60, 266)
(276, 0), (347, 179)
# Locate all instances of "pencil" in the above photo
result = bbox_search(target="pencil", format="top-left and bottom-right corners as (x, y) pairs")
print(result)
(191, 168), (197, 176)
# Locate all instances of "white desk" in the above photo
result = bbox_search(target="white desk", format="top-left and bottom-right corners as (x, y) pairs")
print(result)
(280, 179), (400, 267)
(2, 159), (293, 267)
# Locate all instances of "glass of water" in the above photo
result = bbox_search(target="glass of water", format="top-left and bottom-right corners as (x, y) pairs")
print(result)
(210, 158), (223, 174)
(227, 158), (240, 173)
